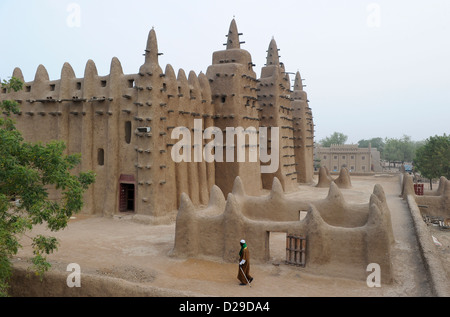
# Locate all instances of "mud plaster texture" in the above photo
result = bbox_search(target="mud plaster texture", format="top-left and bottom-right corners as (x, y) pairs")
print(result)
(400, 173), (450, 296)
(10, 175), (448, 297)
(171, 171), (394, 283)
(0, 19), (315, 219)
(316, 166), (352, 189)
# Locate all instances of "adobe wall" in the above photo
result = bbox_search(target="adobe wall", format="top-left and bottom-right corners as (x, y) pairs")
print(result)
(1, 19), (316, 219)
(401, 174), (450, 220)
(2, 60), (138, 215)
(400, 174), (450, 296)
(316, 166), (352, 189)
(171, 176), (394, 282)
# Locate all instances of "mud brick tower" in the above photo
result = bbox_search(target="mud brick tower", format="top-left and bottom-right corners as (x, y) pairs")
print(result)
(206, 19), (263, 196)
(1, 19), (315, 219)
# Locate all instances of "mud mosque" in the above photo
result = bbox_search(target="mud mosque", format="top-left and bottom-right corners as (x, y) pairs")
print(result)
(1, 19), (315, 219)
(2, 19), (402, 284)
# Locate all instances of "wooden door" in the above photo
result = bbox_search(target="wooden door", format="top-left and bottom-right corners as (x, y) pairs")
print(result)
(119, 184), (128, 212)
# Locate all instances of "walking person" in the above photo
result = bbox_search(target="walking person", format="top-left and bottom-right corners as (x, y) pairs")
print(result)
(237, 240), (253, 285)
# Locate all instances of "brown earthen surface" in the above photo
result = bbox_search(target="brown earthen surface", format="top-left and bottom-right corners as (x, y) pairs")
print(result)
(10, 175), (449, 297)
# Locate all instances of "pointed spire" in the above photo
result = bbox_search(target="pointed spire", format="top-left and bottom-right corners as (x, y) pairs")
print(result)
(34, 64), (50, 82)
(110, 57), (124, 77)
(294, 71), (304, 91)
(83, 60), (98, 97)
(223, 193), (243, 224)
(164, 64), (176, 80)
(401, 173), (415, 199)
(372, 184), (387, 205)
(188, 71), (202, 100)
(198, 72), (212, 102)
(84, 59), (98, 78)
(208, 185), (226, 210)
(326, 182), (345, 204)
(173, 192), (199, 257)
(316, 166), (333, 188)
(164, 64), (177, 95)
(179, 193), (196, 216)
(442, 178), (450, 197)
(226, 19), (241, 50)
(59, 63), (76, 99)
(177, 68), (189, 97)
(283, 70), (291, 90)
(188, 70), (200, 87)
(232, 176), (245, 196)
(266, 38), (280, 66)
(61, 62), (76, 80)
(177, 68), (188, 82)
(108, 57), (124, 98)
(222, 192), (246, 262)
(334, 167), (352, 189)
(436, 176), (448, 196)
(12, 67), (24, 82)
(270, 177), (285, 199)
(367, 201), (384, 227)
(304, 204), (327, 228)
(145, 28), (159, 64)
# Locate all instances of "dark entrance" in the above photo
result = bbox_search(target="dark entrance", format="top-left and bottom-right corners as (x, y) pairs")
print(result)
(119, 183), (135, 212)
(119, 174), (136, 213)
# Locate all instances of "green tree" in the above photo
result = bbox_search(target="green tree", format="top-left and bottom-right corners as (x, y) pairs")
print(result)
(357, 137), (385, 156)
(0, 78), (95, 296)
(314, 158), (321, 170)
(383, 135), (420, 166)
(414, 134), (450, 189)
(319, 132), (348, 147)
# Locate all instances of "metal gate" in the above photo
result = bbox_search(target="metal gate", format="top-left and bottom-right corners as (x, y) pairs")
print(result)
(285, 234), (306, 267)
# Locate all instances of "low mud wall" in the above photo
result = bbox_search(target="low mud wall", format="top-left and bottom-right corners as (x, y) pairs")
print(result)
(405, 195), (450, 297)
(9, 265), (199, 297)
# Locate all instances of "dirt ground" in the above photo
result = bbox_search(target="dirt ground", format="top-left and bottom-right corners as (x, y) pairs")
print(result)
(10, 174), (449, 297)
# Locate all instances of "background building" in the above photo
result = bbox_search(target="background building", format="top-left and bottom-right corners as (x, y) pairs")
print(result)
(315, 144), (382, 173)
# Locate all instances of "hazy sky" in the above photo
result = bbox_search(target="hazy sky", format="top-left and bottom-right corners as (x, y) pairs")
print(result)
(0, 0), (449, 143)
